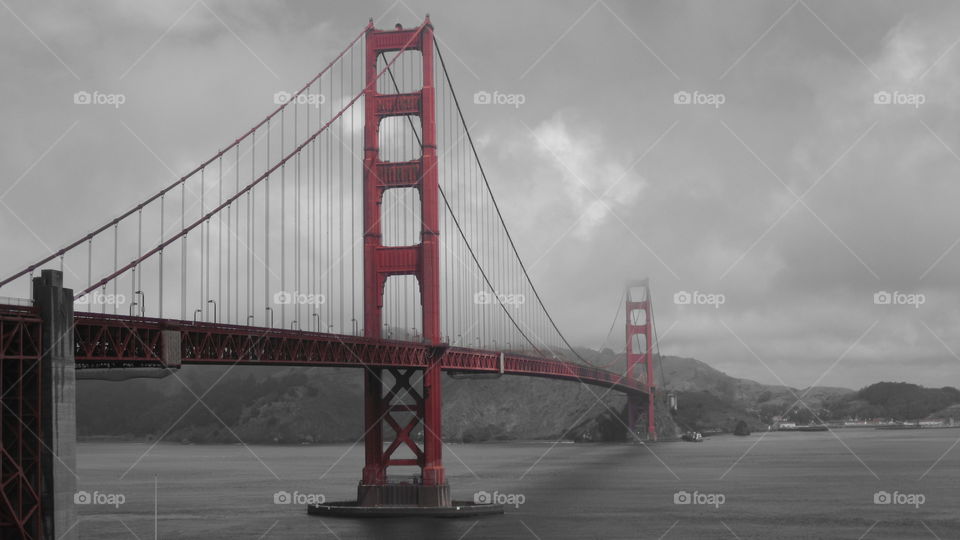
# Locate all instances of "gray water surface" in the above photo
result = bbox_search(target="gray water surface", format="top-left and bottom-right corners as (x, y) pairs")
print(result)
(75, 430), (960, 539)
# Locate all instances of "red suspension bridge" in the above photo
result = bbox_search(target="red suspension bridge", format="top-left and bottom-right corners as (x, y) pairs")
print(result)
(0, 17), (659, 538)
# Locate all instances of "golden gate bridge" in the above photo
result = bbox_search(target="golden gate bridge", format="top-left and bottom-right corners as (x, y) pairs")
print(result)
(0, 16), (659, 538)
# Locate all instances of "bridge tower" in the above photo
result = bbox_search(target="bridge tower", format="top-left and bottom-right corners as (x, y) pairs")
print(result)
(0, 270), (78, 540)
(626, 280), (657, 440)
(359, 16), (448, 507)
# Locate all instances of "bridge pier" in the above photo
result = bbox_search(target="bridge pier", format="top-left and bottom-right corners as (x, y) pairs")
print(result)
(33, 270), (78, 540)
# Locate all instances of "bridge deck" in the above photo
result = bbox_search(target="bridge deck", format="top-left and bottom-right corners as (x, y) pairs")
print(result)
(0, 305), (644, 395)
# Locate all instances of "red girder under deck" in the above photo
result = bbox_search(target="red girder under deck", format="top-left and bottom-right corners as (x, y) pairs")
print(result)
(65, 310), (645, 395)
(0, 305), (44, 540)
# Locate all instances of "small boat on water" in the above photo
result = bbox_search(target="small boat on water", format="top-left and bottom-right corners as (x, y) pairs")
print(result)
(681, 431), (703, 442)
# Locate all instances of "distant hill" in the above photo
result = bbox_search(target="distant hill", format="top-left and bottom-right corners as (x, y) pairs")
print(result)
(77, 363), (633, 444)
(823, 382), (960, 422)
(657, 355), (853, 432)
(78, 351), (956, 443)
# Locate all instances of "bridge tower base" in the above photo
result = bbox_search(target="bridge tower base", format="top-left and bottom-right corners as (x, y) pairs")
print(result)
(35, 270), (78, 540)
(0, 270), (79, 540)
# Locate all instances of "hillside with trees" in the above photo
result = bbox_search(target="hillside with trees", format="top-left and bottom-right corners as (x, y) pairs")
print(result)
(77, 353), (960, 443)
(823, 382), (960, 421)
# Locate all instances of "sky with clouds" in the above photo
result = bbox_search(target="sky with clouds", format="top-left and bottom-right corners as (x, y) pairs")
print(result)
(1, 0), (960, 389)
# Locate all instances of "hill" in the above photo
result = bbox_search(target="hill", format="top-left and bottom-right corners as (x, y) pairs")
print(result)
(76, 351), (854, 443)
(77, 364), (632, 444)
(823, 382), (960, 421)
(658, 356), (853, 432)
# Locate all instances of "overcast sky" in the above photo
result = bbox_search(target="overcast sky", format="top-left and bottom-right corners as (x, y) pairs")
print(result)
(2, 0), (959, 389)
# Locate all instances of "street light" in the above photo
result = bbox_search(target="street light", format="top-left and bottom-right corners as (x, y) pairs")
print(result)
(194, 309), (203, 322)
(207, 300), (217, 323)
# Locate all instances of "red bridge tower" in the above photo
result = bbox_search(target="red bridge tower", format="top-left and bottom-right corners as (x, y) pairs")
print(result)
(359, 16), (448, 507)
(626, 280), (657, 440)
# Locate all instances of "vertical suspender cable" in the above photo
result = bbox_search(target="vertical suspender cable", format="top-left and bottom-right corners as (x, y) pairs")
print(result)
(200, 168), (205, 318)
(218, 155), (223, 322)
(351, 43), (356, 333)
(180, 182), (186, 320)
(265, 118), (271, 318)
(160, 194), (164, 318)
(339, 55), (345, 333)
(235, 145), (240, 324)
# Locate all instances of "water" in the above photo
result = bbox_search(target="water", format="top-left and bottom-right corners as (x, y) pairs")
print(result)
(76, 430), (960, 539)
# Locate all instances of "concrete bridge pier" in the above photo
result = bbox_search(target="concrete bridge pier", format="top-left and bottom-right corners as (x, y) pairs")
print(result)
(33, 270), (77, 540)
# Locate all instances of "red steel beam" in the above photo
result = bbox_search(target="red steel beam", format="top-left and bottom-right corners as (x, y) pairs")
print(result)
(64, 310), (645, 395)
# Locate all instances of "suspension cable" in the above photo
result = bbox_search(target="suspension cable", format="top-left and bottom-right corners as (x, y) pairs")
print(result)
(0, 23), (372, 291)
(380, 50), (546, 355)
(433, 37), (598, 366)
(74, 24), (427, 300)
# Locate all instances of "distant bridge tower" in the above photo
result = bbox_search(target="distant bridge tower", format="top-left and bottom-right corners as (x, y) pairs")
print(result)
(626, 280), (656, 440)
(359, 16), (448, 507)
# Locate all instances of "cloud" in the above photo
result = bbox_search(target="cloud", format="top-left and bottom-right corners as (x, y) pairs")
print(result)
(522, 113), (647, 238)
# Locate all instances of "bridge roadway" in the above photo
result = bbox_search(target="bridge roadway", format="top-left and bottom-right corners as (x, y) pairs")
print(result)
(0, 304), (645, 395)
